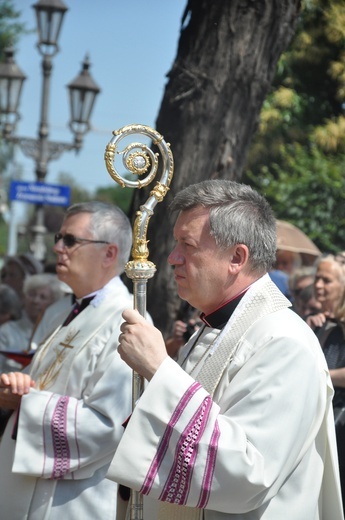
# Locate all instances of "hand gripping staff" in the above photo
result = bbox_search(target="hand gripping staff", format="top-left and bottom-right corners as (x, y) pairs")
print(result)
(104, 124), (174, 520)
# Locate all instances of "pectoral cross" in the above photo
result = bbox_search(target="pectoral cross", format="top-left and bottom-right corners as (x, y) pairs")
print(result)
(59, 330), (80, 349)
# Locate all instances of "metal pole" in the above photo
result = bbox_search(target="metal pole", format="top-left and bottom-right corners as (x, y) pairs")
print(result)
(30, 53), (53, 261)
(104, 124), (174, 520)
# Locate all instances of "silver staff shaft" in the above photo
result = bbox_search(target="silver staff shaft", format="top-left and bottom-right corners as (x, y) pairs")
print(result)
(131, 278), (147, 408)
(104, 124), (174, 520)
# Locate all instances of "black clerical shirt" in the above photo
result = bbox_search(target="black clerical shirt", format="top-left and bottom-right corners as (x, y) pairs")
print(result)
(200, 290), (248, 330)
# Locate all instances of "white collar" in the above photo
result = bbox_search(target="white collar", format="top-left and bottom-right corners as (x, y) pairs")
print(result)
(77, 276), (123, 308)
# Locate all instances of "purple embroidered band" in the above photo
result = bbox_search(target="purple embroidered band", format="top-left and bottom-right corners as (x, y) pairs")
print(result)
(51, 396), (71, 478)
(141, 382), (201, 495)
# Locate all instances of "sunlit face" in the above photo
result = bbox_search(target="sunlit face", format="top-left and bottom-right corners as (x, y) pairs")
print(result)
(314, 260), (344, 313)
(167, 207), (233, 315)
(25, 286), (55, 323)
(54, 212), (110, 298)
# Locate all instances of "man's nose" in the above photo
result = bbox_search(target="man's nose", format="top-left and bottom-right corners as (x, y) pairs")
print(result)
(168, 247), (183, 265)
(53, 238), (64, 253)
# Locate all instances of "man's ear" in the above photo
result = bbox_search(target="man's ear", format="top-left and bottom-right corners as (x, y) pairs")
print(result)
(104, 244), (118, 264)
(228, 244), (249, 275)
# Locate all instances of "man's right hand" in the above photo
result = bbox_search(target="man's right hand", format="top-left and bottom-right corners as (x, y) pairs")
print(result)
(0, 372), (36, 409)
(119, 309), (168, 381)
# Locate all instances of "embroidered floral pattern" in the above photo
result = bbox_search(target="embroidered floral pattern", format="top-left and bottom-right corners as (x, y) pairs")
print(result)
(160, 395), (213, 505)
(141, 382), (201, 495)
(197, 419), (220, 508)
(140, 381), (219, 507)
(36, 330), (80, 390)
(51, 396), (71, 479)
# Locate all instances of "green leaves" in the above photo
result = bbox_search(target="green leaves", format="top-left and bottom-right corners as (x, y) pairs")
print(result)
(244, 0), (345, 254)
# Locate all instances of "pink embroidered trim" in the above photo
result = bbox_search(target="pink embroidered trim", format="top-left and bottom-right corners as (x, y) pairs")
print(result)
(73, 399), (80, 477)
(42, 393), (55, 477)
(141, 382), (201, 495)
(160, 395), (213, 505)
(197, 419), (220, 508)
(51, 396), (71, 479)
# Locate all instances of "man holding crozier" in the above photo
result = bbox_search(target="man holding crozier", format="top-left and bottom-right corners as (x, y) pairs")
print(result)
(108, 180), (343, 520)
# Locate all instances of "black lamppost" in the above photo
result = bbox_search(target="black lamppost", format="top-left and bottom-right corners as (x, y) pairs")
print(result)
(0, 0), (100, 260)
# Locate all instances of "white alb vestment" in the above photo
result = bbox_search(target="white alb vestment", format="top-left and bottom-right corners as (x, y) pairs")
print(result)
(108, 275), (343, 520)
(0, 276), (133, 519)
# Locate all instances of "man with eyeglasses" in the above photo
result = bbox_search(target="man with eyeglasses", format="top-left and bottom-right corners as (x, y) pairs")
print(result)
(0, 201), (135, 519)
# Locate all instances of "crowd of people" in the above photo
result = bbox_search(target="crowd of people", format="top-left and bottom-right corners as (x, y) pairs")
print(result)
(0, 184), (343, 519)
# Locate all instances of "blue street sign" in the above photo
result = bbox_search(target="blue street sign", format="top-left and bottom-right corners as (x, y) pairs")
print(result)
(9, 181), (71, 207)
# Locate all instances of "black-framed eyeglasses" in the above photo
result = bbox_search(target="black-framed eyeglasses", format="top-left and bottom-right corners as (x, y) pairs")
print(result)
(54, 233), (110, 249)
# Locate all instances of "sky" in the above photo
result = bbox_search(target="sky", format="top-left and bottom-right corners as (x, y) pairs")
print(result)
(8, 0), (186, 197)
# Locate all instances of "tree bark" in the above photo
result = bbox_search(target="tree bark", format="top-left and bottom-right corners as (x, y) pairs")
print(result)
(130, 0), (301, 336)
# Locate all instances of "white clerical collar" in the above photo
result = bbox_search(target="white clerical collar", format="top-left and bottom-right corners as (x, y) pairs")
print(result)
(81, 276), (123, 308)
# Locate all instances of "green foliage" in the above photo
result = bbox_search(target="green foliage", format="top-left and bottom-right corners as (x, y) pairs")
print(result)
(246, 145), (345, 253)
(94, 185), (134, 216)
(0, 215), (8, 256)
(244, 0), (345, 253)
(0, 0), (27, 58)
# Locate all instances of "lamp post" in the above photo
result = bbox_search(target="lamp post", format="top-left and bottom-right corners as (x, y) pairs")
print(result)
(0, 0), (100, 261)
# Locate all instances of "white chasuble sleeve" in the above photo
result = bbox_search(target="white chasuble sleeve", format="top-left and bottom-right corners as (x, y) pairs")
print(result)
(108, 334), (331, 517)
(12, 350), (132, 480)
(108, 356), (221, 507)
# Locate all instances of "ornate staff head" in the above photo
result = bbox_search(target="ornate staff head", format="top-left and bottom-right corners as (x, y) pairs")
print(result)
(104, 124), (174, 283)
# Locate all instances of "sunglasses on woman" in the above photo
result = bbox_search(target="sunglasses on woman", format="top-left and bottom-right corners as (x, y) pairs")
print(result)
(54, 233), (110, 249)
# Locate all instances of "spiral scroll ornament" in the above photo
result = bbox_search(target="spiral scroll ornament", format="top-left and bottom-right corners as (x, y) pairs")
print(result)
(104, 124), (174, 282)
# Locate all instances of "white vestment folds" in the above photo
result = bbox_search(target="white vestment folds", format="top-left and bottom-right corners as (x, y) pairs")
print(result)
(0, 277), (133, 520)
(108, 275), (344, 520)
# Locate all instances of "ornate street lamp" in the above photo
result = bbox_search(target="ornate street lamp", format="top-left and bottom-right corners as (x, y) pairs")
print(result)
(67, 55), (101, 151)
(0, 48), (26, 138)
(0, 0), (100, 260)
(33, 0), (68, 54)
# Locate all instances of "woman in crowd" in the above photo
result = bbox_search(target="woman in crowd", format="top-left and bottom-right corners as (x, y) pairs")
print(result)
(0, 273), (64, 372)
(306, 254), (344, 330)
(309, 254), (345, 510)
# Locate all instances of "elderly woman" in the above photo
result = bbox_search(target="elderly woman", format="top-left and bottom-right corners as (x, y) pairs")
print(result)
(0, 273), (64, 372)
(306, 254), (345, 329)
(309, 254), (345, 512)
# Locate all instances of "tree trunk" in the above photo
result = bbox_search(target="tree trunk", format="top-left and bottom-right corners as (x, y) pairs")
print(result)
(130, 0), (301, 337)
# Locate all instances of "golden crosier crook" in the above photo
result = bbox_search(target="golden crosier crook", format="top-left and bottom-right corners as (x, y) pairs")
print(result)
(104, 124), (174, 520)
(104, 124), (174, 279)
